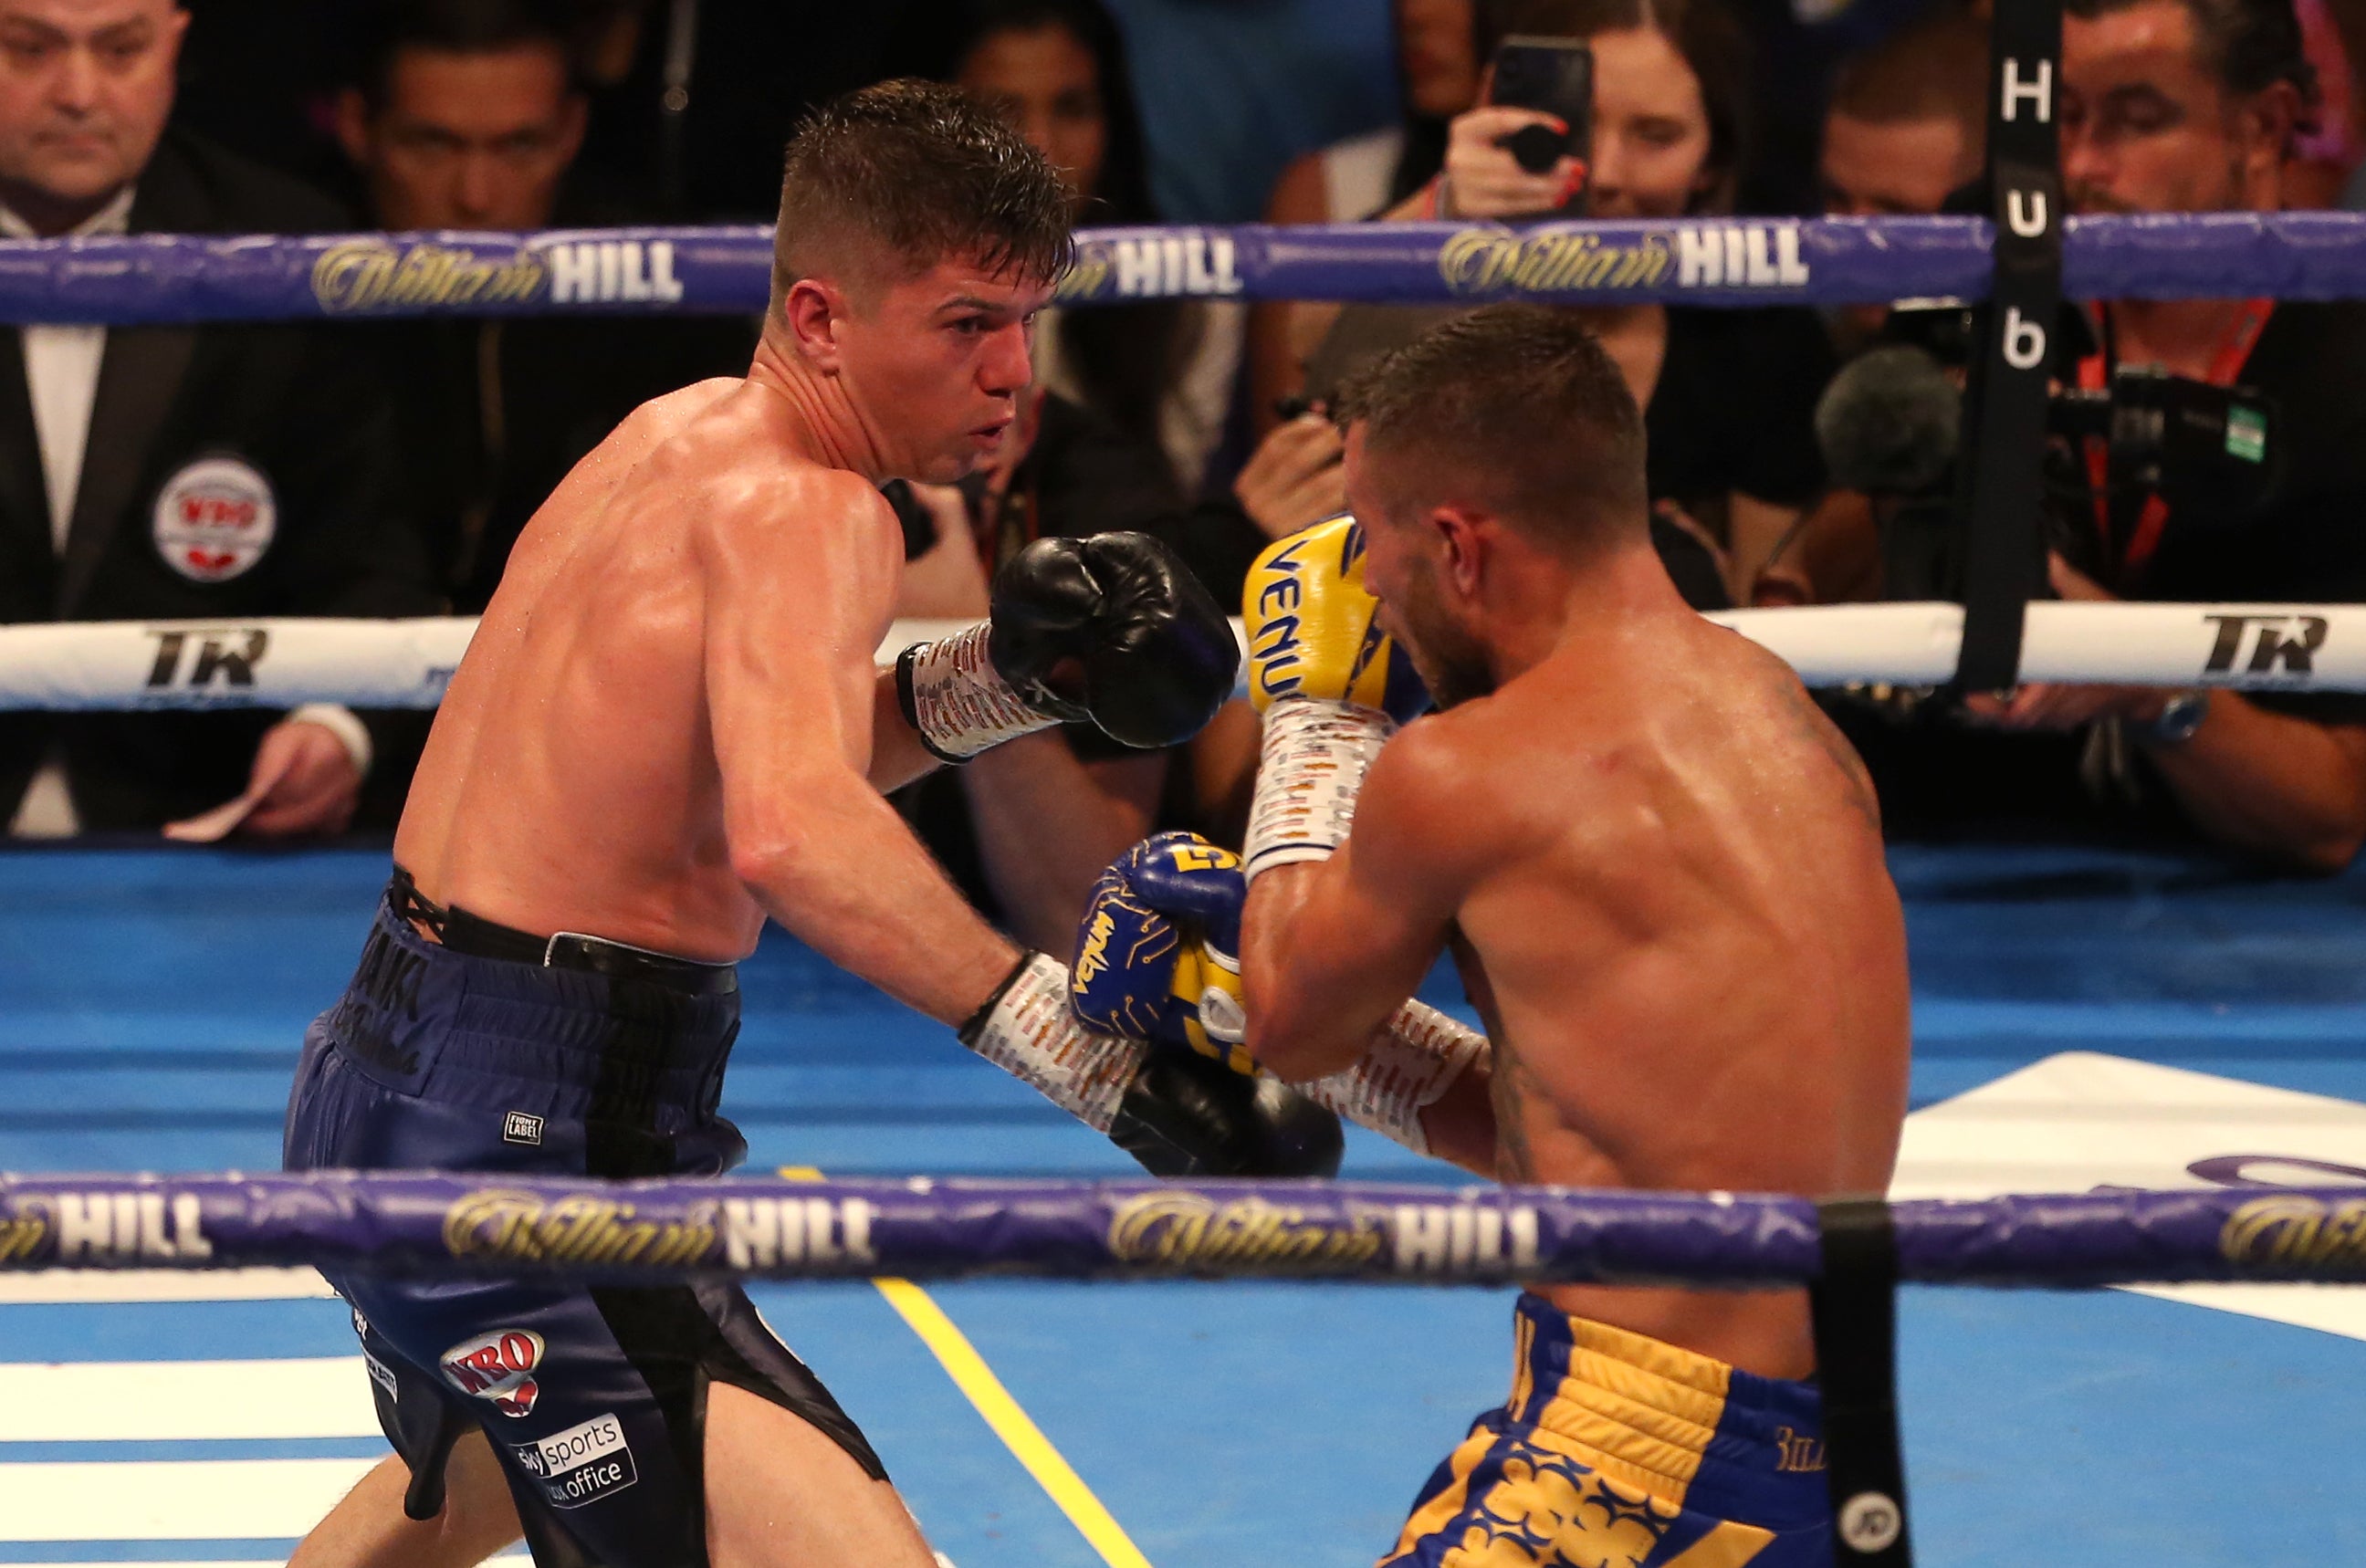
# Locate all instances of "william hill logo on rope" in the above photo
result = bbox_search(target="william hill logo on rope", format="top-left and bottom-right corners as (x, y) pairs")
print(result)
(513, 1412), (638, 1509)
(309, 236), (685, 312)
(4, 1190), (213, 1264)
(1057, 232), (1243, 303)
(1104, 1191), (1540, 1276)
(1437, 220), (1809, 296)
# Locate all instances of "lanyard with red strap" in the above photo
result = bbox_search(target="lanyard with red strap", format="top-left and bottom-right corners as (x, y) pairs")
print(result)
(2079, 298), (2273, 587)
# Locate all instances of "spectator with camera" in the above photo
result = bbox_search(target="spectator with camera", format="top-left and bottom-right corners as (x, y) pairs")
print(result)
(1819, 7), (1987, 352)
(0, 0), (438, 841)
(335, 0), (755, 611)
(1750, 8), (1994, 607)
(1279, 0), (1836, 607)
(1848, 0), (2366, 873)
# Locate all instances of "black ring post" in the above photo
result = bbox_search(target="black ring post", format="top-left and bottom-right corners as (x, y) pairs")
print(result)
(1811, 1197), (1913, 1566)
(1952, 0), (2065, 692)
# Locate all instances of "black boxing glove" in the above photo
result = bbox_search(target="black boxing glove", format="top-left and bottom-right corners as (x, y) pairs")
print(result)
(958, 951), (1343, 1178)
(897, 531), (1240, 762)
(1107, 1051), (1345, 1178)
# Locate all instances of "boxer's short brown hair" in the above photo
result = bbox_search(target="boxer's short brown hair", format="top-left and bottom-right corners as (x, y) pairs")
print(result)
(1336, 303), (1649, 552)
(771, 79), (1073, 315)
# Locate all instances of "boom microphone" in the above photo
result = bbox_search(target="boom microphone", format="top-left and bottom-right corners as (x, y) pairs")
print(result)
(1814, 345), (1961, 497)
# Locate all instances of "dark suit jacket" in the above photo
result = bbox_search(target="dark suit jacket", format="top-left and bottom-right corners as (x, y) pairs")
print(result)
(0, 131), (438, 831)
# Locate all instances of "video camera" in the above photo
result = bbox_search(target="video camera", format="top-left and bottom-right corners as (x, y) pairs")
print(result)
(1819, 304), (2279, 603)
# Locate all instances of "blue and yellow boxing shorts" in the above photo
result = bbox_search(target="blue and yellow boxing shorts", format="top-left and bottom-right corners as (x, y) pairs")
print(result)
(1381, 1293), (1828, 1567)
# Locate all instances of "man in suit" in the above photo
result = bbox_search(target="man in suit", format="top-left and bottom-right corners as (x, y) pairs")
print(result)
(0, 0), (438, 838)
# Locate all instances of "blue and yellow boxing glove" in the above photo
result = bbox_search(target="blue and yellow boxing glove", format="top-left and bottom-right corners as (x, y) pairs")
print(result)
(1070, 831), (1254, 1074)
(1068, 825), (1492, 1161)
(1241, 515), (1429, 882)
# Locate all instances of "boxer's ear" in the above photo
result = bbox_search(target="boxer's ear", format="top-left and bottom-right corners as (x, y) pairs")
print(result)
(1431, 506), (1489, 601)
(780, 277), (847, 370)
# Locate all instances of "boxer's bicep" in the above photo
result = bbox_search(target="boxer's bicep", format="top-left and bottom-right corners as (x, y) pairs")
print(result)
(700, 491), (1023, 1021)
(702, 493), (886, 847)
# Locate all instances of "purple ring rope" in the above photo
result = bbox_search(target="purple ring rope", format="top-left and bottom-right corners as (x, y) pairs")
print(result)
(1, 1172), (2360, 1288)
(2, 213), (2364, 324)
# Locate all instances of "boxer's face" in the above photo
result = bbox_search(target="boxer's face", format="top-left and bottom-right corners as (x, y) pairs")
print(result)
(1347, 427), (1495, 709)
(838, 253), (1052, 484)
(0, 0), (183, 230)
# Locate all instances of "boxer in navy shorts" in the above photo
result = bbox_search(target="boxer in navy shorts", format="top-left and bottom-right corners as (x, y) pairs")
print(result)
(280, 81), (1304, 1568)
(286, 874), (882, 1568)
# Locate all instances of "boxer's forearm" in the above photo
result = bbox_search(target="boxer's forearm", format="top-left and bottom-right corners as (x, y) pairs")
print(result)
(732, 761), (1020, 1025)
(1241, 861), (1396, 1080)
(867, 668), (945, 792)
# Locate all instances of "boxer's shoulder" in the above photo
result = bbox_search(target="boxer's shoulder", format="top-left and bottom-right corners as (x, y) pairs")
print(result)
(689, 458), (899, 566)
(1345, 712), (1523, 881)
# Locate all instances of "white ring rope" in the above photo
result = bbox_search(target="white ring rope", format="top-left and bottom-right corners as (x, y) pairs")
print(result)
(0, 601), (2351, 711)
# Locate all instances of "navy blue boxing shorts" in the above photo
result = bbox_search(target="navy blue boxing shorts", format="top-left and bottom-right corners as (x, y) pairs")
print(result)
(283, 873), (884, 1568)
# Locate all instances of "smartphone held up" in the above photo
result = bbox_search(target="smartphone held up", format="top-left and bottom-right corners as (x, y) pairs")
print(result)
(1488, 35), (1593, 215)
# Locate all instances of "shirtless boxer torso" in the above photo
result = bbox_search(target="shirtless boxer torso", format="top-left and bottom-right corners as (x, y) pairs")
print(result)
(283, 82), (1326, 1568)
(1078, 304), (1910, 1565)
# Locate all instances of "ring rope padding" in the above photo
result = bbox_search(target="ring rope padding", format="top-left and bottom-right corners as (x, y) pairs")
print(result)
(5, 213), (2366, 322)
(0, 601), (2354, 711)
(1, 1172), (2361, 1288)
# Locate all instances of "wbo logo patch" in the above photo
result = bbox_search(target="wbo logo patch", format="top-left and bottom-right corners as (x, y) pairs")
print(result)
(152, 455), (276, 584)
(513, 1411), (638, 1509)
(438, 1327), (546, 1416)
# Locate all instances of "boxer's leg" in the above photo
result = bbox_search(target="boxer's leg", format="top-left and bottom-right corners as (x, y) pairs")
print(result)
(288, 1435), (521, 1568)
(704, 1384), (937, 1568)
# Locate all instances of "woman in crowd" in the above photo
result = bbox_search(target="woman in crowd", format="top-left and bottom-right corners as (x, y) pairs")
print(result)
(1285, 0), (1837, 604)
(948, 0), (1239, 498)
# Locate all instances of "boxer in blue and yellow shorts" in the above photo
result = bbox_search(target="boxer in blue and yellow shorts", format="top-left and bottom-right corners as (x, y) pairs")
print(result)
(1065, 313), (1911, 1563)
(1383, 1296), (1827, 1567)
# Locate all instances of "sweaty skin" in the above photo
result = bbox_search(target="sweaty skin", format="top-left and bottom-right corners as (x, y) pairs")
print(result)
(396, 261), (1045, 1022)
(320, 261), (1055, 1568)
(1243, 515), (1909, 1381)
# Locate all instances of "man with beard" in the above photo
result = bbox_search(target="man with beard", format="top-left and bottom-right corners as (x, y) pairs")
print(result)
(1069, 304), (1911, 1563)
(1931, 0), (2366, 871)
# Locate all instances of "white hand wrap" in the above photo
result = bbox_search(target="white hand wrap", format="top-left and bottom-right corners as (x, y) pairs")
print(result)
(1300, 1000), (1487, 1155)
(957, 952), (1144, 1131)
(1242, 696), (1396, 883)
(897, 622), (1062, 762)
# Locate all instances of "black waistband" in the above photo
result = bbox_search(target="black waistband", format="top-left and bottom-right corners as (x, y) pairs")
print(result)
(388, 868), (738, 998)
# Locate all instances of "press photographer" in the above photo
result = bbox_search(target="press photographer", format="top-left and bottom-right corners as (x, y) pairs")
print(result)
(1816, 0), (2366, 873)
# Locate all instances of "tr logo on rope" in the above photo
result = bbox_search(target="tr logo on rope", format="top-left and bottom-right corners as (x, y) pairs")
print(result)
(2202, 613), (2328, 677)
(144, 627), (268, 691)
